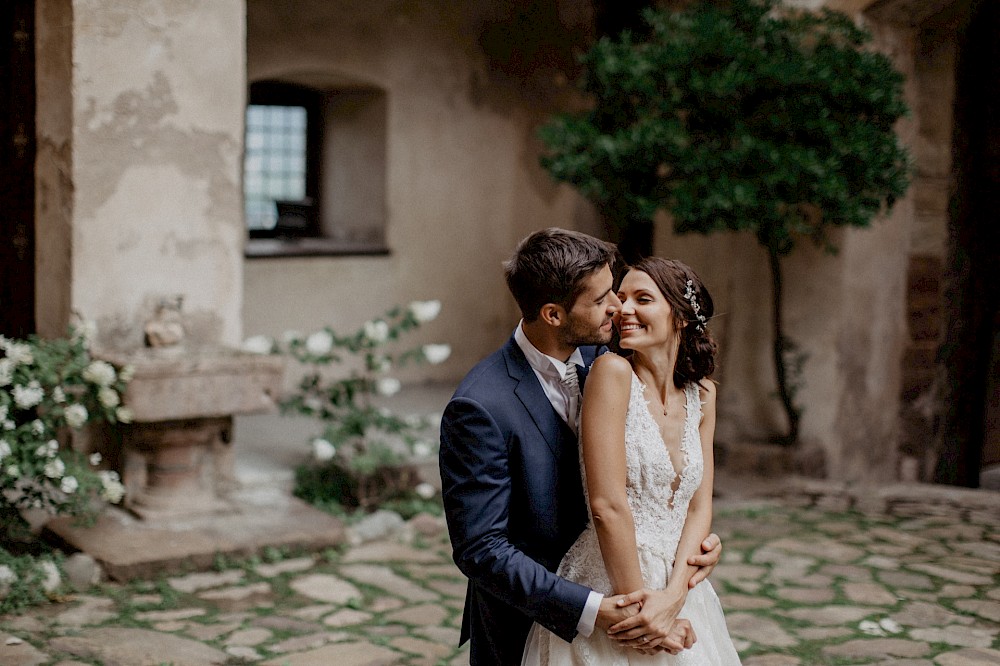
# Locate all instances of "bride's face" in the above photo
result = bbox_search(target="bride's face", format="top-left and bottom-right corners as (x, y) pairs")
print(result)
(615, 270), (678, 351)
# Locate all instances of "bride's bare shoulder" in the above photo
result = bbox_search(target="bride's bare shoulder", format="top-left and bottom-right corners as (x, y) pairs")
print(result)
(589, 352), (633, 384)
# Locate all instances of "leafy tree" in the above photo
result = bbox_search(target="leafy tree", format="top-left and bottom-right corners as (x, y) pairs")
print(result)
(539, 0), (911, 444)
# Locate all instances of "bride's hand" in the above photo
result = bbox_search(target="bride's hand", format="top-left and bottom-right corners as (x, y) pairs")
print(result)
(656, 618), (696, 654)
(606, 587), (686, 648)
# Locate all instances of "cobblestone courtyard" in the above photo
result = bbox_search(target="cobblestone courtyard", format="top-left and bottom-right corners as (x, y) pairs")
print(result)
(2, 488), (998, 666)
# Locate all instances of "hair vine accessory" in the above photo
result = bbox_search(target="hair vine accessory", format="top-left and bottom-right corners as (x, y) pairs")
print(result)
(683, 279), (707, 332)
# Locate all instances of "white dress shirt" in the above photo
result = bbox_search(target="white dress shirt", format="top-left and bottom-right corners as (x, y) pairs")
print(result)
(513, 322), (603, 637)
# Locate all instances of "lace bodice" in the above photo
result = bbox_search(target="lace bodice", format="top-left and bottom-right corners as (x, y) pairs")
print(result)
(524, 371), (743, 665)
(558, 373), (704, 591)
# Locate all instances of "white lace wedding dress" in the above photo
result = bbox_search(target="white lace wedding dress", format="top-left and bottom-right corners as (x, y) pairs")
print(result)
(522, 374), (741, 665)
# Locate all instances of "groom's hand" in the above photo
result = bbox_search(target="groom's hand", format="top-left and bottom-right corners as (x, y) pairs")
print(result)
(687, 533), (722, 588)
(595, 595), (640, 632)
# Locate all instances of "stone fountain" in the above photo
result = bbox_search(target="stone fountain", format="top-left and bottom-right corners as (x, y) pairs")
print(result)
(45, 304), (345, 580)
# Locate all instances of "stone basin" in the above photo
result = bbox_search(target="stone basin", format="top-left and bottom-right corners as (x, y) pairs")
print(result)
(101, 346), (285, 422)
(96, 346), (286, 519)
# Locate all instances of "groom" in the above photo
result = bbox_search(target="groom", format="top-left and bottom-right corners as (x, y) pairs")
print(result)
(439, 228), (722, 665)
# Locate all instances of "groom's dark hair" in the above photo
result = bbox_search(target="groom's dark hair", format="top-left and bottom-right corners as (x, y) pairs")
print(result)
(504, 227), (619, 322)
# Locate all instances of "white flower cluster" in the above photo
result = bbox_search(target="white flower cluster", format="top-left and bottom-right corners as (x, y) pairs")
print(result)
(422, 344), (451, 365)
(312, 438), (336, 461)
(12, 381), (44, 410)
(409, 300), (441, 323)
(82, 360), (117, 387)
(363, 320), (390, 343)
(306, 330), (334, 356)
(98, 470), (125, 503)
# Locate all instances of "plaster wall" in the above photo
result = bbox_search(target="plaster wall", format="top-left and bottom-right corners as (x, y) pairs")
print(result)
(242, 0), (597, 382)
(42, 0), (246, 349)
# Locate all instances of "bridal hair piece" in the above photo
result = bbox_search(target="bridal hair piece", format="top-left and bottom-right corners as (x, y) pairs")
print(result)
(684, 280), (708, 332)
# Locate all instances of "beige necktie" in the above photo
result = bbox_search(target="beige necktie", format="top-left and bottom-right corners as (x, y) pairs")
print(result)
(561, 364), (581, 434)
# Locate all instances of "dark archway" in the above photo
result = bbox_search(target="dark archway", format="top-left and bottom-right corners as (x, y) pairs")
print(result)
(934, 0), (1000, 487)
(1, 0), (36, 337)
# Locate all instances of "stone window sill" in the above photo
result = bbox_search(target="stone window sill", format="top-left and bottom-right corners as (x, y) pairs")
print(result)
(245, 237), (391, 259)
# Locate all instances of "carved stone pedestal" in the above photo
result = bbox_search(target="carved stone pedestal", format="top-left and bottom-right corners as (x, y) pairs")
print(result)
(123, 416), (235, 519)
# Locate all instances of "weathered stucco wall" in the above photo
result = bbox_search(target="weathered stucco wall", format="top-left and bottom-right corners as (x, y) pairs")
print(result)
(37, 0), (246, 349)
(242, 0), (599, 382)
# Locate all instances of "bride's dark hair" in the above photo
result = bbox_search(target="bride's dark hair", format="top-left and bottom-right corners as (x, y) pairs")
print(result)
(628, 257), (718, 389)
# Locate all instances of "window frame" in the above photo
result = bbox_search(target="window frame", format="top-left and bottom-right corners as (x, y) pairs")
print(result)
(245, 80), (323, 239)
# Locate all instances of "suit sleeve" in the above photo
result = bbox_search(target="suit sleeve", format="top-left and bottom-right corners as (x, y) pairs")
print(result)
(439, 396), (592, 643)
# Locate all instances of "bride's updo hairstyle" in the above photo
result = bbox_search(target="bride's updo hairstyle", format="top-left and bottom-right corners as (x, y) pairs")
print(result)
(629, 257), (718, 389)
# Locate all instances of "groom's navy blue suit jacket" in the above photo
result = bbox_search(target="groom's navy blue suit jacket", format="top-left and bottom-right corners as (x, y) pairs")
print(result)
(439, 335), (600, 665)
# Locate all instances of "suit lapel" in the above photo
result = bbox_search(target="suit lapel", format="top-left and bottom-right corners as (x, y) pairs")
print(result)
(503, 337), (566, 459)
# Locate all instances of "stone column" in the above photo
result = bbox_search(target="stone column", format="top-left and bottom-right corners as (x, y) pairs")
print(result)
(35, 0), (247, 349)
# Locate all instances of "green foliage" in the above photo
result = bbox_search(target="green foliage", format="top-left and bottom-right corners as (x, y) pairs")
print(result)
(0, 327), (130, 537)
(539, 0), (911, 254)
(247, 301), (448, 512)
(0, 546), (63, 615)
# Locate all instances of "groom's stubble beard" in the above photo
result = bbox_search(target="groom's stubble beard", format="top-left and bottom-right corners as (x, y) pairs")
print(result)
(561, 313), (614, 348)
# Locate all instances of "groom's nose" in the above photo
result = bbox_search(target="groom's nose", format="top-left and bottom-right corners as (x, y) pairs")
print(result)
(607, 292), (622, 312)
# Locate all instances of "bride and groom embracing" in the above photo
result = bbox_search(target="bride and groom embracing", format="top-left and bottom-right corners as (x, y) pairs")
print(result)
(439, 228), (742, 665)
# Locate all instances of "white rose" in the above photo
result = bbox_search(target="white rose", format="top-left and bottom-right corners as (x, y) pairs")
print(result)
(38, 560), (61, 594)
(52, 386), (66, 403)
(5, 342), (33, 365)
(43, 457), (65, 479)
(64, 404), (89, 429)
(89, 452), (103, 466)
(31, 419), (45, 436)
(305, 330), (334, 356)
(82, 360), (116, 387)
(2, 420), (14, 431)
(375, 377), (401, 397)
(422, 344), (451, 365)
(408, 300), (441, 323)
(241, 335), (273, 355)
(60, 476), (78, 494)
(415, 482), (437, 500)
(363, 320), (390, 344)
(0, 440), (10, 459)
(118, 364), (136, 382)
(13, 382), (44, 409)
(71, 319), (98, 346)
(412, 441), (433, 458)
(0, 359), (13, 386)
(311, 438), (336, 461)
(115, 407), (134, 424)
(98, 388), (120, 409)
(6, 464), (20, 477)
(99, 470), (125, 503)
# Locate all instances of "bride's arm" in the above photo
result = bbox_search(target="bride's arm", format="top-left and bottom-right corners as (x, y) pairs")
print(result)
(663, 380), (718, 597)
(607, 381), (718, 651)
(581, 353), (646, 598)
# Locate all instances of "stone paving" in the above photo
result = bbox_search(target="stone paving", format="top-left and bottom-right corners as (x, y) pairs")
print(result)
(2, 486), (998, 666)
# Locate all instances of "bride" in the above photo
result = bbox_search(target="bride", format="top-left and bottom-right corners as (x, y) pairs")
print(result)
(523, 257), (741, 665)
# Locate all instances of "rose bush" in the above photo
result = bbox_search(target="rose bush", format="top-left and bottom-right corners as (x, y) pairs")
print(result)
(244, 301), (449, 512)
(0, 327), (129, 538)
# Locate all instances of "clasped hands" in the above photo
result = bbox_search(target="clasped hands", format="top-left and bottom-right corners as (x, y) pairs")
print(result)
(595, 534), (721, 656)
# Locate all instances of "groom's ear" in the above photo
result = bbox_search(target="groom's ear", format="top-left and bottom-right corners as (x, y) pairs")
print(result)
(539, 303), (566, 327)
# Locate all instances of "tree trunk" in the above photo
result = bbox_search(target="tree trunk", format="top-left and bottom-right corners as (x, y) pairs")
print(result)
(768, 245), (801, 446)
